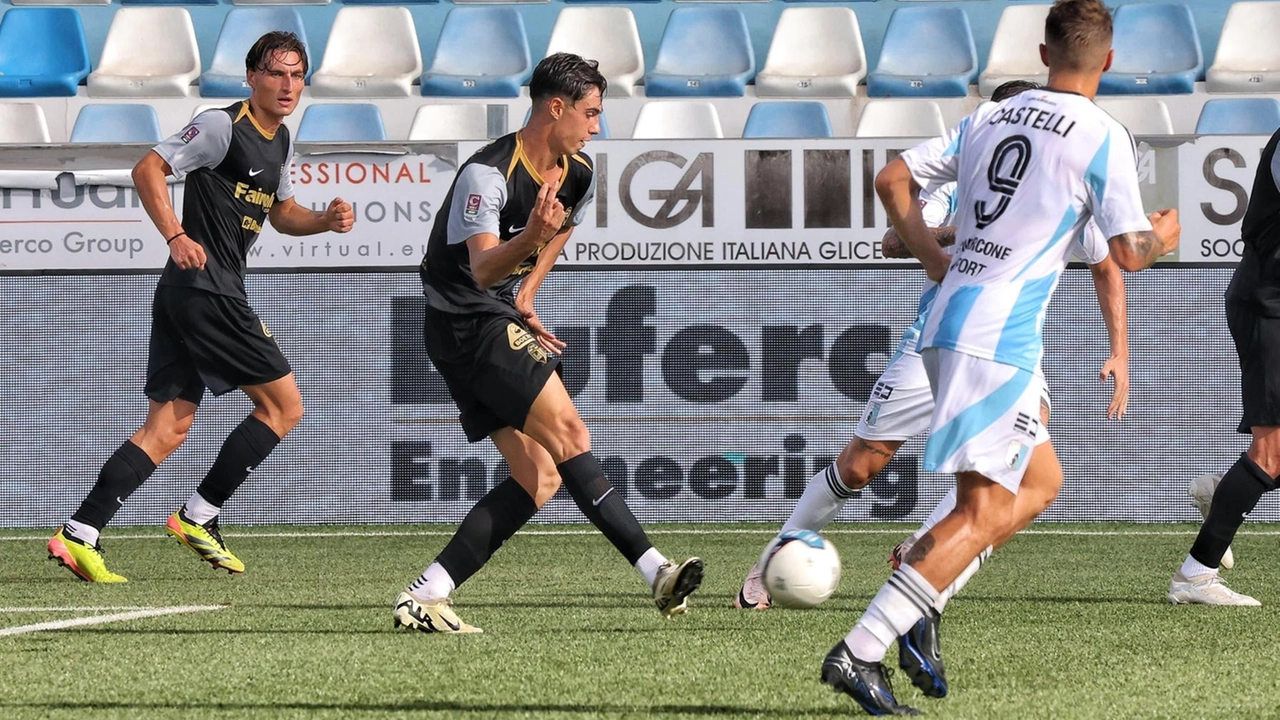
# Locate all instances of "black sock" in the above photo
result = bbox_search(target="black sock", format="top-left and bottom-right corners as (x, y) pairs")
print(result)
(435, 476), (538, 588)
(194, 415), (281, 508)
(1190, 453), (1278, 568)
(70, 441), (157, 532)
(558, 452), (653, 565)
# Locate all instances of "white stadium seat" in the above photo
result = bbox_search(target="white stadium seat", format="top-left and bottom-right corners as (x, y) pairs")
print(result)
(631, 101), (724, 139)
(755, 7), (866, 98)
(0, 103), (51, 143)
(311, 7), (423, 97)
(87, 8), (200, 97)
(545, 8), (644, 97)
(1096, 98), (1175, 136)
(855, 99), (946, 138)
(1207, 1), (1280, 93)
(979, 4), (1052, 97)
(407, 103), (490, 141)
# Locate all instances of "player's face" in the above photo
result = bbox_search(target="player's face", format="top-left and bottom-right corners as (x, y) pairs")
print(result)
(556, 88), (603, 153)
(247, 50), (306, 121)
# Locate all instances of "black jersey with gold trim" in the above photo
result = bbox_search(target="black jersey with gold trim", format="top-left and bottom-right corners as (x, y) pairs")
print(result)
(420, 132), (595, 317)
(155, 101), (296, 299)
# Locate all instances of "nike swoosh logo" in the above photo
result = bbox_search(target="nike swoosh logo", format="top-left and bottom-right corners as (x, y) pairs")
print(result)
(508, 224), (526, 234)
(592, 488), (614, 507)
(248, 168), (264, 177)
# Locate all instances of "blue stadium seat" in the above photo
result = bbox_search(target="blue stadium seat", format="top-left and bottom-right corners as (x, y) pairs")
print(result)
(1195, 98), (1280, 135)
(70, 104), (164, 143)
(1099, 3), (1201, 95)
(867, 6), (976, 98)
(343, 0), (436, 4)
(201, 8), (312, 98)
(644, 7), (754, 97)
(742, 101), (832, 138)
(420, 7), (531, 98)
(122, 0), (216, 5)
(0, 8), (91, 97)
(296, 103), (387, 141)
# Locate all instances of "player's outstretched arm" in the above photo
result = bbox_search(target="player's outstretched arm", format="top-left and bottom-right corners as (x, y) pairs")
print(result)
(1107, 209), (1180, 271)
(133, 150), (206, 270)
(1088, 255), (1129, 420)
(268, 196), (354, 236)
(874, 159), (950, 281)
(881, 225), (957, 259)
(469, 182), (566, 289)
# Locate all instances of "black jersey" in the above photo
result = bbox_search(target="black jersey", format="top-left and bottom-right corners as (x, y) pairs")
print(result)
(420, 132), (595, 317)
(1230, 128), (1280, 315)
(155, 101), (295, 299)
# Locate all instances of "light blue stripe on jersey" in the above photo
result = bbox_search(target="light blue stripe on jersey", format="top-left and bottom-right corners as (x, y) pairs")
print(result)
(993, 272), (1058, 370)
(893, 284), (940, 358)
(923, 364), (1035, 472)
(930, 284), (983, 350)
(1013, 205), (1078, 281)
(942, 116), (971, 158)
(1085, 132), (1110, 211)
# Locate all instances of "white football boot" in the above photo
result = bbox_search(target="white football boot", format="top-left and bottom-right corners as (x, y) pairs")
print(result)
(734, 563), (771, 610)
(1168, 571), (1260, 606)
(1189, 473), (1235, 569)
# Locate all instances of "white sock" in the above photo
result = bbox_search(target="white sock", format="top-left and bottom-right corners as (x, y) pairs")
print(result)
(407, 562), (455, 601)
(936, 545), (992, 612)
(183, 493), (220, 525)
(635, 547), (668, 588)
(63, 519), (99, 546)
(845, 564), (939, 662)
(1180, 554), (1217, 579)
(915, 486), (957, 539)
(781, 462), (857, 533)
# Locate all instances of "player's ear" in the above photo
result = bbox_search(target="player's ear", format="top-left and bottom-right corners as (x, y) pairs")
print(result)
(1039, 43), (1049, 69)
(1102, 48), (1114, 73)
(548, 96), (564, 120)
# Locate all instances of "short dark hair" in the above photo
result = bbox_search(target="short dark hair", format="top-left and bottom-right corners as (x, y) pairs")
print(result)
(530, 52), (607, 105)
(992, 80), (1042, 102)
(246, 31), (309, 76)
(1044, 0), (1113, 72)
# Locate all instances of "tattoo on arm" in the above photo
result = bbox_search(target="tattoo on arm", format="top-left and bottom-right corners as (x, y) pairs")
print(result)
(933, 226), (957, 249)
(903, 532), (936, 566)
(1116, 230), (1164, 268)
(879, 226), (956, 260)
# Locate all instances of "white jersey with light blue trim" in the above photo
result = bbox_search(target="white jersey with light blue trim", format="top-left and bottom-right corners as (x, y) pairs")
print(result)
(900, 89), (1151, 372)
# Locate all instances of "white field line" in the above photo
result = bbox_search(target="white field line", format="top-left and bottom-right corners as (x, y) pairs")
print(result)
(0, 606), (177, 613)
(0, 605), (226, 637)
(3, 528), (1280, 541)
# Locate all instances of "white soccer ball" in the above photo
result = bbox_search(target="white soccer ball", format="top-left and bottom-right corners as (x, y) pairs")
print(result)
(759, 529), (842, 608)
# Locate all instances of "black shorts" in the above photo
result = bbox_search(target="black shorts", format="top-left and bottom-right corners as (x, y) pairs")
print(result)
(1227, 299), (1280, 433)
(145, 284), (292, 405)
(423, 306), (560, 443)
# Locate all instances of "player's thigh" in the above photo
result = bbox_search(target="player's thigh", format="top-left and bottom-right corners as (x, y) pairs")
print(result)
(1003, 440), (1062, 545)
(922, 349), (1045, 494)
(490, 427), (561, 507)
(521, 372), (590, 461)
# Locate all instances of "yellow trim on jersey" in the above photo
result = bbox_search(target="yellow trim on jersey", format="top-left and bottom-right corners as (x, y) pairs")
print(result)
(236, 101), (277, 141)
(510, 131), (568, 191)
(570, 153), (591, 170)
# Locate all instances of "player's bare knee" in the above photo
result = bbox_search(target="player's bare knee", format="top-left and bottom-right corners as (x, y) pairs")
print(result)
(553, 417), (592, 461)
(838, 440), (892, 490)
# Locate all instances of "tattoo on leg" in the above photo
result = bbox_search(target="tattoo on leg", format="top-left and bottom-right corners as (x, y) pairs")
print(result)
(856, 439), (894, 459)
(904, 532), (936, 566)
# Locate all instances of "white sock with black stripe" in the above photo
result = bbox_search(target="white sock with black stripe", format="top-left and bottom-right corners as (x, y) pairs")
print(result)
(936, 545), (992, 612)
(780, 462), (858, 534)
(845, 564), (940, 663)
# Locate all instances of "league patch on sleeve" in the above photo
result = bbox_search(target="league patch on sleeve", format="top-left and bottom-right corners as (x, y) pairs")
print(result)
(464, 193), (482, 219)
(180, 125), (200, 144)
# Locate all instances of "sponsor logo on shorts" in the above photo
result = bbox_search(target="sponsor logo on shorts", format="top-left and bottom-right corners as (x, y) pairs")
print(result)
(180, 125), (200, 144)
(864, 401), (882, 427)
(1006, 440), (1029, 471)
(870, 382), (893, 402)
(260, 320), (274, 338)
(464, 193), (482, 219)
(1013, 412), (1039, 440)
(507, 323), (547, 364)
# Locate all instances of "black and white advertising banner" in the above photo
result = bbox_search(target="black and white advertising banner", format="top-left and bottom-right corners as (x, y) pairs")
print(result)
(1177, 135), (1269, 262)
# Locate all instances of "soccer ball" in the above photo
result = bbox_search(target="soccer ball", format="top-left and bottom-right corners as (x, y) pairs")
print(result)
(759, 529), (842, 608)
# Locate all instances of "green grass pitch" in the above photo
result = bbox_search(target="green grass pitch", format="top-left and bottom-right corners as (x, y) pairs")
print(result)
(1, 523), (1277, 719)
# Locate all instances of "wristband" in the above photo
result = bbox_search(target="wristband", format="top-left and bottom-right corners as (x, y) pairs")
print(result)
(166, 232), (187, 245)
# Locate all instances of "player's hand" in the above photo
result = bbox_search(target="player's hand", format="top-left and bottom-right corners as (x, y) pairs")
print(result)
(527, 182), (567, 245)
(325, 197), (354, 233)
(169, 233), (206, 270)
(522, 308), (566, 354)
(1148, 208), (1180, 256)
(1099, 354), (1129, 420)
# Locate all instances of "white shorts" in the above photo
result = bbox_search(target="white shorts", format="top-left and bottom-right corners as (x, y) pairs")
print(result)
(855, 351), (934, 442)
(920, 347), (1050, 493)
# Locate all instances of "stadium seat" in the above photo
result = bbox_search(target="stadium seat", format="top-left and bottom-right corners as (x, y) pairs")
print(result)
(755, 7), (866, 98)
(12, 0), (107, 5)
(742, 101), (833, 138)
(979, 3), (1051, 97)
(855, 99), (946, 138)
(452, 0), (540, 4)
(408, 104), (489, 141)
(201, 8), (312, 98)
(0, 103), (51, 143)
(420, 7), (531, 98)
(233, 0), (328, 6)
(1207, 2), (1280, 93)
(191, 103), (226, 120)
(545, 8), (644, 97)
(70, 104), (164, 143)
(1195, 97), (1280, 135)
(867, 6), (976, 97)
(521, 105), (611, 139)
(644, 7), (755, 97)
(88, 8), (200, 98)
(297, 103), (387, 141)
(631, 101), (723, 139)
(0, 8), (91, 98)
(1095, 98), (1175, 136)
(1099, 3), (1201, 95)
(311, 7), (422, 97)
(121, 0), (215, 5)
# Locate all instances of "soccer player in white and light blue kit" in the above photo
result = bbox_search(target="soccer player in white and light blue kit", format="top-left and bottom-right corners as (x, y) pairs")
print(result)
(818, 1), (1181, 714)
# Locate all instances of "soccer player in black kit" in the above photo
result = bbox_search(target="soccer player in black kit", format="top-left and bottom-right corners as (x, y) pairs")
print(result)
(393, 53), (702, 634)
(1168, 126), (1280, 606)
(47, 32), (354, 582)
